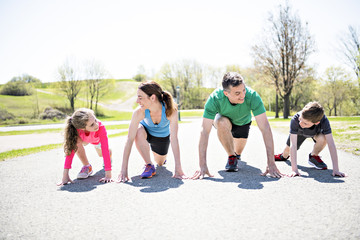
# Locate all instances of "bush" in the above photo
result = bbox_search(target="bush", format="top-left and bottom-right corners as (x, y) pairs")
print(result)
(0, 81), (33, 96)
(39, 107), (67, 120)
(0, 108), (15, 121)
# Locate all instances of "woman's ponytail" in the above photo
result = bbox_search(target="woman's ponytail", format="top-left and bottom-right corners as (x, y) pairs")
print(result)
(162, 91), (177, 118)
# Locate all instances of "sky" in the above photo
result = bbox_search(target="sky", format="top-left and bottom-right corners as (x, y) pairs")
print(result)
(0, 0), (359, 84)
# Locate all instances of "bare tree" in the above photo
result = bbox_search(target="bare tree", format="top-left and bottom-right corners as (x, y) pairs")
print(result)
(58, 59), (82, 112)
(252, 2), (314, 118)
(84, 60), (110, 114)
(340, 25), (360, 80)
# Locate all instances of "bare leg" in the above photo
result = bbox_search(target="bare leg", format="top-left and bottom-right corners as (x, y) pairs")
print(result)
(153, 152), (167, 166)
(312, 134), (327, 156)
(282, 145), (291, 158)
(214, 116), (235, 156)
(95, 148), (112, 158)
(135, 125), (152, 165)
(76, 138), (90, 166)
(233, 138), (247, 155)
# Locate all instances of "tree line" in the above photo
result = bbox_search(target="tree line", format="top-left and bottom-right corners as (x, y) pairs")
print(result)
(1, 2), (359, 118)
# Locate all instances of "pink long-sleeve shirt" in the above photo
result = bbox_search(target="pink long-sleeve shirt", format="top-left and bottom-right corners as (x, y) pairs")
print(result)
(64, 121), (111, 171)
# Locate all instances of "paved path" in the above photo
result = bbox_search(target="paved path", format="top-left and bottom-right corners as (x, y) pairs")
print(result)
(0, 119), (359, 240)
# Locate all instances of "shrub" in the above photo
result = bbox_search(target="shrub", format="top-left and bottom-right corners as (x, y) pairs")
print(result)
(0, 81), (33, 96)
(39, 107), (67, 120)
(0, 108), (15, 121)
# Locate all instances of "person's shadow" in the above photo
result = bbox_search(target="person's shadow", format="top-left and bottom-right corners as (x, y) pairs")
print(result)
(125, 165), (184, 193)
(58, 169), (106, 192)
(282, 161), (345, 183)
(205, 161), (280, 190)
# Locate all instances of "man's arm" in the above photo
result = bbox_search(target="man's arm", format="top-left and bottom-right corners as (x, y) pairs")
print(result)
(255, 112), (282, 178)
(192, 118), (214, 179)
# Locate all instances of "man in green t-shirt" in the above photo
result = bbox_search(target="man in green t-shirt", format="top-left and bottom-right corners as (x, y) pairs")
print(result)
(192, 72), (282, 179)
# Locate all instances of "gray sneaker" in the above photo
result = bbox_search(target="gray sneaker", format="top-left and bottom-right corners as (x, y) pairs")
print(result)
(77, 165), (93, 179)
(308, 154), (327, 170)
(225, 155), (238, 172)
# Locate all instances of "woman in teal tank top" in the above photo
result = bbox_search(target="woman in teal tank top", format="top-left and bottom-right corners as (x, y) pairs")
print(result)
(117, 81), (187, 182)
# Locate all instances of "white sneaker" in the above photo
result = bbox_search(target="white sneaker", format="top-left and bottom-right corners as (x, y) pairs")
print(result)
(77, 165), (93, 179)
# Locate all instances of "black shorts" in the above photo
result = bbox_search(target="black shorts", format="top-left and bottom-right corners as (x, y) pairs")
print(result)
(231, 121), (252, 138)
(143, 127), (170, 156)
(286, 134), (316, 150)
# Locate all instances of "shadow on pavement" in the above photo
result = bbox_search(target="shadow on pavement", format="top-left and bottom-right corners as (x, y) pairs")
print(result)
(125, 165), (184, 193)
(206, 161), (280, 190)
(282, 161), (345, 183)
(58, 169), (107, 192)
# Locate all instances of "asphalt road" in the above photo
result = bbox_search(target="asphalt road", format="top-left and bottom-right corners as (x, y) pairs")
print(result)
(0, 119), (359, 240)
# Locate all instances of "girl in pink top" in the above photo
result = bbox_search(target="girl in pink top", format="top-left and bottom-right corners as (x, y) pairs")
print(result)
(57, 108), (113, 186)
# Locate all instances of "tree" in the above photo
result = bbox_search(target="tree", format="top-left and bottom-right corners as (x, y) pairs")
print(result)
(133, 65), (147, 82)
(340, 25), (360, 80)
(58, 59), (82, 112)
(318, 67), (352, 116)
(155, 59), (210, 109)
(252, 2), (315, 118)
(84, 60), (110, 113)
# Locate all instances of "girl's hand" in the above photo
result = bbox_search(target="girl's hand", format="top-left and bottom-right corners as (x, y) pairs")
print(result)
(117, 171), (129, 183)
(57, 169), (73, 186)
(99, 171), (113, 183)
(57, 177), (74, 186)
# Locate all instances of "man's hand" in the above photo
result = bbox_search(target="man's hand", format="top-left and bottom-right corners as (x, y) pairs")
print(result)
(261, 164), (283, 178)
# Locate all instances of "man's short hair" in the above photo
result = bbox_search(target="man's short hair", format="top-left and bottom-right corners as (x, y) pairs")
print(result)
(301, 102), (324, 123)
(222, 72), (244, 91)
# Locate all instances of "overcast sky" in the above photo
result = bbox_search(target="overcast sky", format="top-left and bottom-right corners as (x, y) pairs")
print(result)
(0, 0), (359, 84)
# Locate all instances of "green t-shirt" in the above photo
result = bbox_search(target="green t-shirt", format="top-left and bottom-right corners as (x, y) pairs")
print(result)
(203, 87), (266, 126)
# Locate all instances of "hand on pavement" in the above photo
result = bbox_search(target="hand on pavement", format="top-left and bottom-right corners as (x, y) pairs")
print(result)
(173, 170), (188, 180)
(191, 166), (214, 180)
(100, 171), (114, 183)
(261, 164), (283, 178)
(332, 170), (347, 177)
(57, 178), (74, 186)
(117, 172), (129, 183)
(287, 171), (301, 177)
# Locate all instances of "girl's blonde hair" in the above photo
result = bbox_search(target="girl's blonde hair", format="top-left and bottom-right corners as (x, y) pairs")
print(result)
(138, 80), (177, 117)
(64, 108), (94, 155)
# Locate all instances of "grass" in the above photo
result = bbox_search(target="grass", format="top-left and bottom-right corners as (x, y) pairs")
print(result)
(0, 124), (129, 136)
(0, 131), (128, 161)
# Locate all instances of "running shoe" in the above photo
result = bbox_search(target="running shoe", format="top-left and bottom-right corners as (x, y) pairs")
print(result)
(274, 153), (289, 161)
(77, 165), (93, 179)
(140, 164), (156, 178)
(225, 155), (238, 172)
(308, 154), (327, 170)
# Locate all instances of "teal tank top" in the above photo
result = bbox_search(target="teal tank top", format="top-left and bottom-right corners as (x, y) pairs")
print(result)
(140, 103), (170, 137)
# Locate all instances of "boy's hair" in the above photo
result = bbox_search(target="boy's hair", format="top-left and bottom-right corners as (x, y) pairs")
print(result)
(64, 108), (95, 155)
(138, 80), (177, 117)
(301, 102), (324, 123)
(222, 72), (244, 92)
